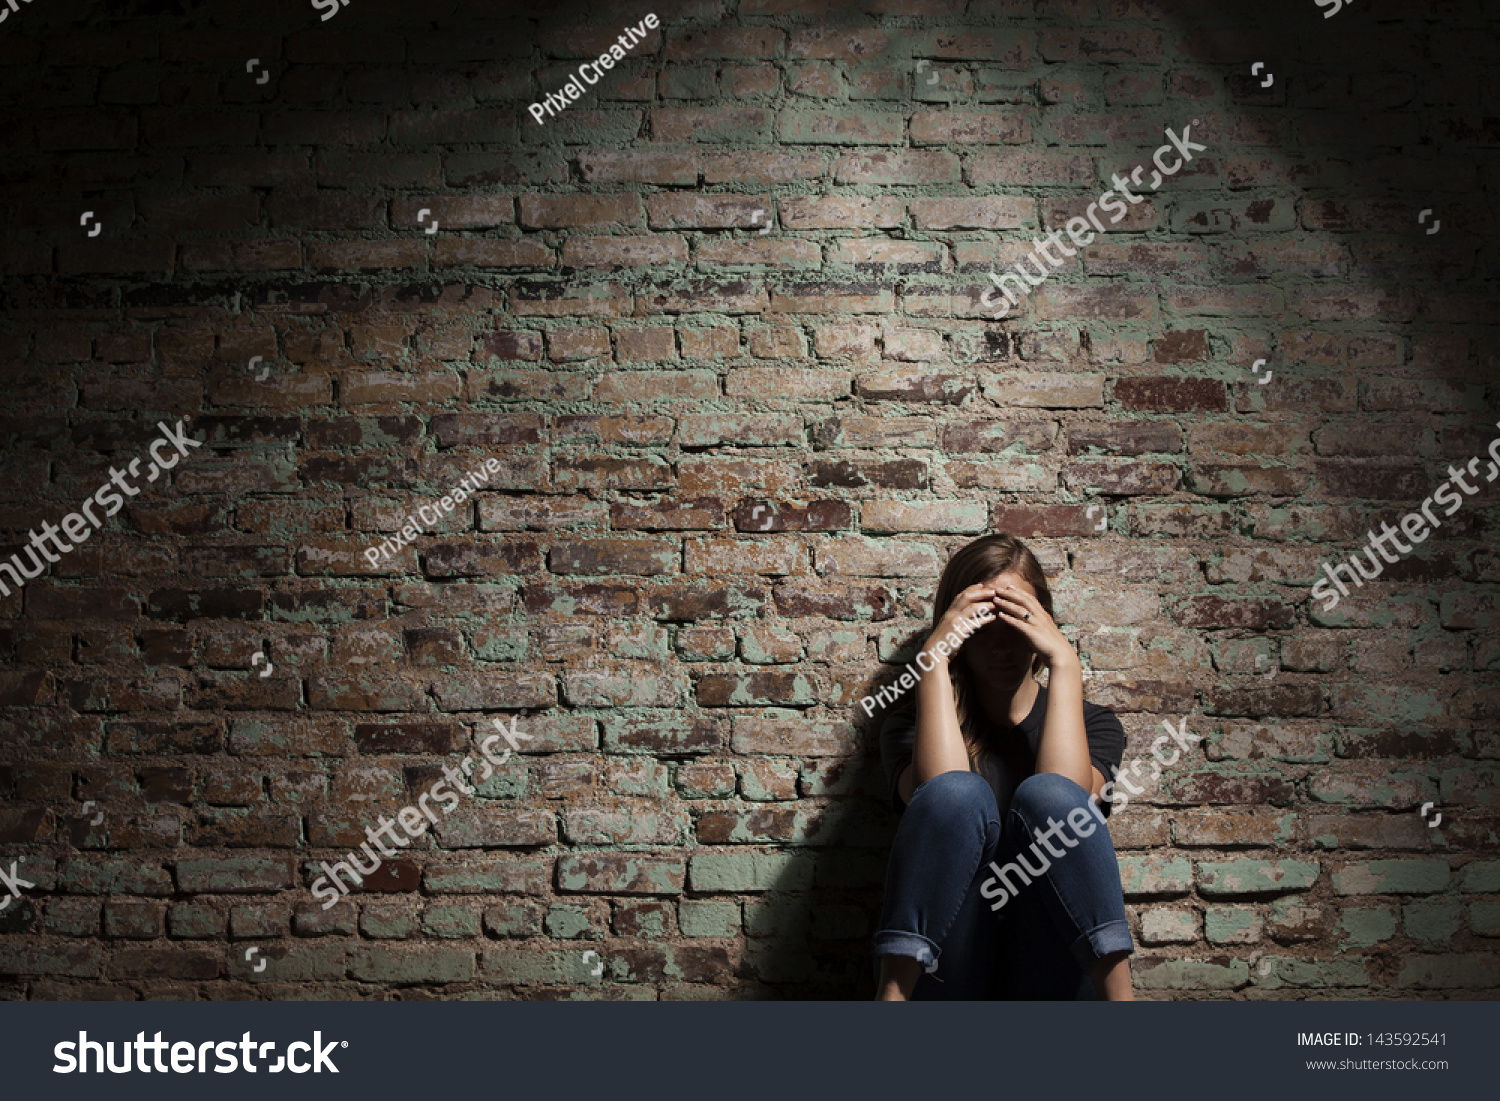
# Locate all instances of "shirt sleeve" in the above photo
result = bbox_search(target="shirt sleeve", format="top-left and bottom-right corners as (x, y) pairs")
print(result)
(1082, 700), (1127, 818)
(877, 690), (919, 812)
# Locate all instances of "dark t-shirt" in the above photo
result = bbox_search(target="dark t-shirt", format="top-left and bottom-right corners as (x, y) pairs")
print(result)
(878, 683), (1127, 819)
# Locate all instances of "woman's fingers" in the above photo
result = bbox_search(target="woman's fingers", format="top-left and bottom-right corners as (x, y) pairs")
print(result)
(947, 586), (998, 619)
(991, 596), (1043, 631)
(939, 588), (1000, 644)
(996, 584), (1037, 609)
(994, 585), (1047, 623)
(991, 590), (1031, 614)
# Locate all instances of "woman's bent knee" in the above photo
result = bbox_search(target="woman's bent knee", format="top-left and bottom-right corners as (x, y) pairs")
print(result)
(1011, 771), (1092, 821)
(907, 769), (996, 823)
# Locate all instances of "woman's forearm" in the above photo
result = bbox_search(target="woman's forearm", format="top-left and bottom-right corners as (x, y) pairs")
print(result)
(910, 648), (970, 787)
(1033, 654), (1095, 791)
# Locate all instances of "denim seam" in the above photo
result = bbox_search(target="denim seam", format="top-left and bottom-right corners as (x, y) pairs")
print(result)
(1007, 801), (1091, 943)
(922, 809), (999, 974)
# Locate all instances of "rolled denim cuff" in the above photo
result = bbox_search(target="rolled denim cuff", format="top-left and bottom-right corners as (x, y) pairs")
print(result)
(872, 929), (941, 972)
(1070, 918), (1134, 971)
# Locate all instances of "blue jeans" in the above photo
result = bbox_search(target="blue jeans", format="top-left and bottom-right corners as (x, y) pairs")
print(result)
(872, 770), (1134, 1000)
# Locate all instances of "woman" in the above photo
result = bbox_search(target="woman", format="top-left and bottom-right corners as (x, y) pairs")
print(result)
(872, 533), (1135, 1000)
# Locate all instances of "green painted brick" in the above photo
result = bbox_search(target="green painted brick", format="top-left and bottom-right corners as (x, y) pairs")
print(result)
(1140, 906), (1200, 944)
(798, 758), (868, 798)
(1467, 900), (1500, 936)
(1333, 859), (1450, 896)
(421, 857), (550, 895)
(0, 943), (101, 978)
(472, 768), (528, 799)
(556, 854), (685, 895)
(608, 761), (670, 798)
(483, 946), (600, 986)
(1397, 954), (1500, 989)
(472, 632), (527, 661)
(545, 904), (603, 939)
(1197, 859), (1320, 897)
(1338, 906), (1397, 948)
(349, 946), (475, 984)
(1254, 957), (1369, 989)
(1136, 502), (1239, 537)
(359, 904), (416, 940)
(688, 851), (815, 892)
(176, 857), (290, 894)
(421, 903), (482, 939)
(679, 899), (742, 937)
(1402, 898), (1463, 945)
(1118, 856), (1193, 897)
(229, 903), (285, 940)
(739, 766), (797, 802)
(1135, 958), (1247, 991)
(1204, 905), (1261, 945)
(562, 803), (687, 845)
(1460, 859), (1500, 892)
(59, 858), (168, 896)
(47, 898), (103, 938)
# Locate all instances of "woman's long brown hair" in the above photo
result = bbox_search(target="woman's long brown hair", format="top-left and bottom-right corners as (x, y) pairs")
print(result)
(930, 533), (1055, 770)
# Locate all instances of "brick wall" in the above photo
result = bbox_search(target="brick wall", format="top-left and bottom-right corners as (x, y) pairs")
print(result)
(1, 0), (1498, 999)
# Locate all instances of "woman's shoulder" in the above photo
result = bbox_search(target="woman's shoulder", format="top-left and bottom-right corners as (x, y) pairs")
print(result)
(1079, 696), (1127, 739)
